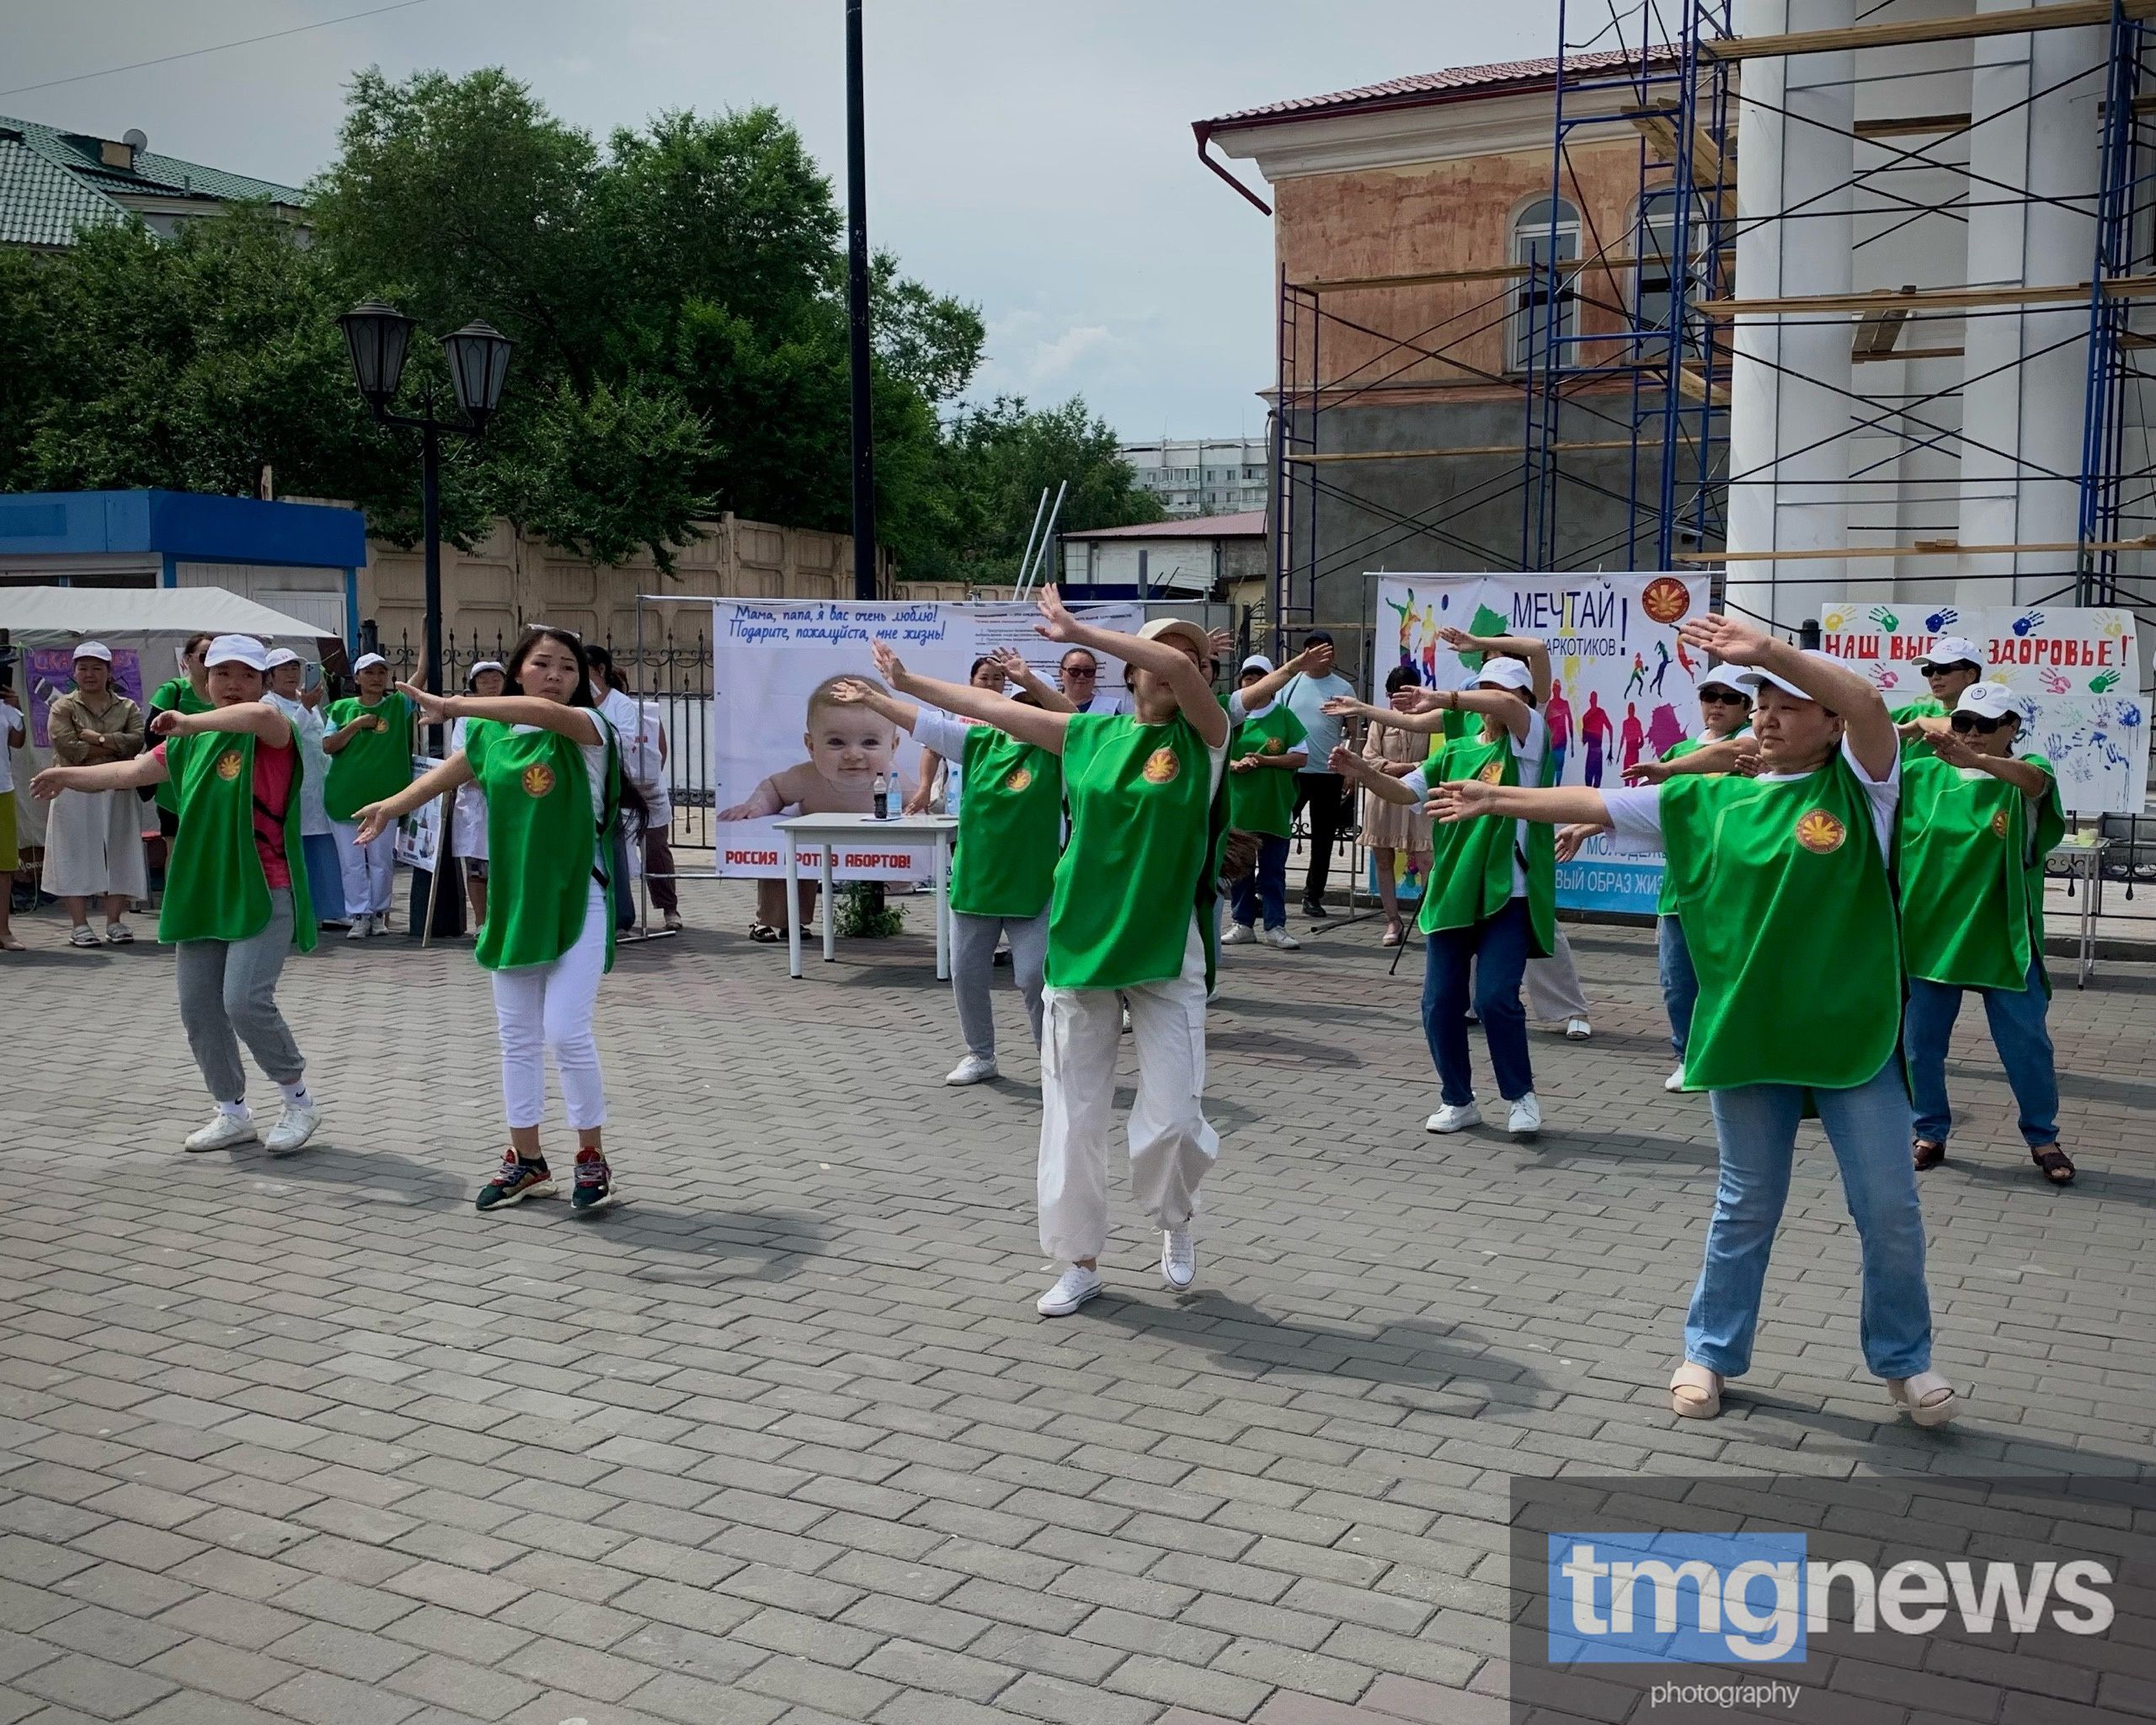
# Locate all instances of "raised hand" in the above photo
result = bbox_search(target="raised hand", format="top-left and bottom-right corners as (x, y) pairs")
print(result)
(1678, 612), (1774, 665)
(1209, 627), (1234, 658)
(1428, 779), (1497, 822)
(1320, 695), (1364, 718)
(1926, 729), (1981, 769)
(987, 645), (1030, 681)
(1436, 624), (1474, 650)
(1033, 585), (1078, 643)
(870, 638), (906, 686)
(826, 679), (876, 706)
(394, 679), (451, 726)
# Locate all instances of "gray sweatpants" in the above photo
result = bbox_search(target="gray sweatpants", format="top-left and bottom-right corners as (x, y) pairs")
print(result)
(952, 906), (1049, 1060)
(177, 889), (306, 1104)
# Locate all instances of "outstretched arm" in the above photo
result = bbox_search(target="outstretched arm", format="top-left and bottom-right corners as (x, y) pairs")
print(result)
(1328, 743), (1419, 807)
(873, 641), (1070, 756)
(1927, 729), (2052, 797)
(1680, 616), (1893, 778)
(150, 701), (291, 750)
(352, 754), (475, 843)
(1034, 587), (1227, 748)
(31, 753), (168, 798)
(1624, 734), (1758, 784)
(827, 678), (921, 734)
(1233, 646), (1323, 716)
(1430, 779), (1611, 827)
(397, 681), (602, 749)
(1439, 626), (1550, 705)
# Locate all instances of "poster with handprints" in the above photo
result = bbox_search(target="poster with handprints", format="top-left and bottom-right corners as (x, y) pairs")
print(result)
(1818, 603), (2146, 814)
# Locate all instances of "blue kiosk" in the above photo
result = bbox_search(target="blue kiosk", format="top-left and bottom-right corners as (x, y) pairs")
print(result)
(0, 490), (366, 647)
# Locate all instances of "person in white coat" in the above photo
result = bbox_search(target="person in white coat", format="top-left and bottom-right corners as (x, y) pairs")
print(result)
(450, 660), (507, 928)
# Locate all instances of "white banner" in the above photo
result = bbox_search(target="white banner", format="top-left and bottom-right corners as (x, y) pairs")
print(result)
(392, 755), (446, 872)
(709, 599), (1141, 879)
(1374, 573), (1711, 913)
(1817, 601), (2147, 815)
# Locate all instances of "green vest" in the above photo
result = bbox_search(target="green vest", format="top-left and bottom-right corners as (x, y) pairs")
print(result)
(1416, 726), (1556, 955)
(150, 676), (213, 815)
(950, 726), (1062, 919)
(159, 726), (316, 953)
(1652, 729), (1749, 916)
(1225, 703), (1306, 837)
(1659, 757), (1900, 1090)
(1890, 697), (1948, 761)
(1048, 712), (1225, 991)
(1898, 753), (2064, 993)
(324, 693), (415, 822)
(463, 717), (621, 972)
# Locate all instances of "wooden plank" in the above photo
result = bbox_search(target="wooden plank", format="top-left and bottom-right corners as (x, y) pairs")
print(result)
(1676, 362), (1732, 406)
(1676, 534), (2156, 563)
(1854, 289), (1917, 355)
(1700, 0), (2155, 62)
(1283, 440), (1635, 463)
(1854, 112), (1973, 137)
(1700, 275), (2156, 317)
(1299, 251), (1711, 296)
(1852, 344), (1965, 362)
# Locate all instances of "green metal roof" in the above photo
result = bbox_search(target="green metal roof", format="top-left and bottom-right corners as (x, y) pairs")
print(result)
(0, 112), (305, 247)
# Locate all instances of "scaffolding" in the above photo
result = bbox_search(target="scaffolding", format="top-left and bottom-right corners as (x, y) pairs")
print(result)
(1267, 0), (2156, 646)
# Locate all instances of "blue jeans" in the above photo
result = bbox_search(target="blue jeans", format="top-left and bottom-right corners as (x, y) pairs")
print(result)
(1658, 914), (1699, 1058)
(1422, 897), (1534, 1107)
(1231, 833), (1289, 931)
(1905, 958), (2058, 1149)
(1687, 1060), (1931, 1380)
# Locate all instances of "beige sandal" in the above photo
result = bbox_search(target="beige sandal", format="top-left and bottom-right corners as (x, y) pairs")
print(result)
(1886, 1370), (1961, 1428)
(1669, 1361), (1724, 1419)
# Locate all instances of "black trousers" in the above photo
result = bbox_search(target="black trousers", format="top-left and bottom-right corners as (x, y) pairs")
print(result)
(1293, 772), (1350, 909)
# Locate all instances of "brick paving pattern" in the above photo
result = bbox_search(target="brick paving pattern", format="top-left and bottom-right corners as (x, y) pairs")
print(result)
(3, 883), (2152, 1724)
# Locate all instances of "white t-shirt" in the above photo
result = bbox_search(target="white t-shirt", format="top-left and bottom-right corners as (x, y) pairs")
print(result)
(1598, 735), (1899, 862)
(912, 708), (974, 816)
(0, 698), (21, 795)
(1401, 708), (1550, 896)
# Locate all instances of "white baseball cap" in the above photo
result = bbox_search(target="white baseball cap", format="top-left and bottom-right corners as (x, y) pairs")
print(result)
(1696, 670), (1750, 699)
(352, 652), (387, 672)
(1733, 649), (1847, 702)
(263, 648), (302, 670)
(1239, 654), (1275, 676)
(1953, 682), (2018, 723)
(1917, 635), (1984, 671)
(1470, 657), (1534, 693)
(72, 640), (114, 664)
(205, 634), (270, 672)
(470, 659), (505, 678)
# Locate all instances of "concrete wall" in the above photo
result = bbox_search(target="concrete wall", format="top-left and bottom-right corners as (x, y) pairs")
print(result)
(360, 513), (883, 654)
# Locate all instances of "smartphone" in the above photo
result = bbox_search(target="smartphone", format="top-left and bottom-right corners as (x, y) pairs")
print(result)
(302, 662), (323, 693)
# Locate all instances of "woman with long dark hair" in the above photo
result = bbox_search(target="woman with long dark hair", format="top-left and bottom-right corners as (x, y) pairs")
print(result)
(353, 627), (623, 1215)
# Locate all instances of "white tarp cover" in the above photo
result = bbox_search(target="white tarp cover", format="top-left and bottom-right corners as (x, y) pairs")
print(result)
(0, 585), (328, 641)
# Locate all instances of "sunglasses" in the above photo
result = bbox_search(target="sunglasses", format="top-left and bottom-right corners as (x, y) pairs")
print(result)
(1063, 665), (1097, 677)
(1699, 690), (1747, 705)
(1950, 711), (2008, 734)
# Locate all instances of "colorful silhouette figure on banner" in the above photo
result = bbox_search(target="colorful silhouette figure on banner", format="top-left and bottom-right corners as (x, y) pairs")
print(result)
(1546, 677), (1574, 782)
(1579, 692), (1614, 787)
(1646, 701), (1687, 760)
(1620, 700), (1646, 772)
(1624, 650), (1649, 697)
(1650, 638), (1673, 696)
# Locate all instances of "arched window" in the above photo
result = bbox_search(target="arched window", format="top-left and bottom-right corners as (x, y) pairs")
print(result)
(1633, 192), (1710, 356)
(1511, 197), (1580, 373)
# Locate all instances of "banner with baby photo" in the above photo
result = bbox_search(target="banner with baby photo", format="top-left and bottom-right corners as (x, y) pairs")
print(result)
(1373, 573), (1711, 914)
(709, 598), (1142, 880)
(1817, 602), (2146, 815)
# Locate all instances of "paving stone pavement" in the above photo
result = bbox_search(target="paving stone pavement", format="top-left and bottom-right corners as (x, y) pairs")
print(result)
(3, 883), (2152, 1725)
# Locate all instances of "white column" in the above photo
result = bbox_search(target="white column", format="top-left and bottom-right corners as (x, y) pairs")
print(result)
(1956, 5), (2105, 608)
(1726, 0), (1857, 633)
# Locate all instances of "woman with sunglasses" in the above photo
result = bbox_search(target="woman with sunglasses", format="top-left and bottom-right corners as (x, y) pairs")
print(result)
(1424, 613), (1954, 1429)
(1898, 684), (2068, 1183)
(1891, 636), (1987, 750)
(1613, 671), (1755, 1091)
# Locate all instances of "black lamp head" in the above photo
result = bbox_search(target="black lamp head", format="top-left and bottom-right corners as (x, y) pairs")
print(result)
(339, 298), (414, 409)
(443, 321), (514, 431)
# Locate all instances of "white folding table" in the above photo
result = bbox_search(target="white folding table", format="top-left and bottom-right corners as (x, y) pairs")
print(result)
(773, 813), (959, 980)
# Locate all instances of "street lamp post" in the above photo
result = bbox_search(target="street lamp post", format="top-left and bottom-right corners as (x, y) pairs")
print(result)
(338, 301), (514, 702)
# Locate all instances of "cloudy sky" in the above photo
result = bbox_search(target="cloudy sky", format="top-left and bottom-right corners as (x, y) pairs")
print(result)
(4, 2), (1557, 439)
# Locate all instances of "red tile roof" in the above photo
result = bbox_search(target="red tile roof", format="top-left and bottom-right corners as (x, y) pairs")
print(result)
(1198, 47), (1678, 135)
(1061, 510), (1267, 542)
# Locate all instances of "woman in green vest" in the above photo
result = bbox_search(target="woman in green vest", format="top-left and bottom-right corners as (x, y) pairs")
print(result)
(1219, 653), (1310, 950)
(868, 589), (1230, 1318)
(32, 634), (321, 1157)
(1324, 630), (1557, 1137)
(1428, 614), (1955, 1428)
(323, 652), (416, 939)
(1614, 670), (1755, 1091)
(350, 626), (622, 1215)
(829, 649), (1072, 1087)
(1898, 683), (2070, 1183)
(1890, 634), (1986, 747)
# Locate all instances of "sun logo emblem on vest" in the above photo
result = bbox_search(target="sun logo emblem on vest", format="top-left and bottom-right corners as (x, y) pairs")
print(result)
(1476, 761), (1504, 784)
(214, 750), (244, 782)
(1140, 747), (1180, 785)
(1990, 809), (2009, 838)
(1262, 736), (1285, 755)
(1795, 809), (1847, 853)
(520, 762), (557, 798)
(1004, 765), (1033, 793)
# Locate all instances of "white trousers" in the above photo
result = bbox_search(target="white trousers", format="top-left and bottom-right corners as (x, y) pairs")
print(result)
(43, 788), (147, 900)
(1038, 919), (1219, 1265)
(333, 820), (398, 916)
(490, 884), (609, 1131)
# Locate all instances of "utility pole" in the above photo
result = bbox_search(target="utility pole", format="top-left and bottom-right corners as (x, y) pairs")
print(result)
(845, 0), (877, 600)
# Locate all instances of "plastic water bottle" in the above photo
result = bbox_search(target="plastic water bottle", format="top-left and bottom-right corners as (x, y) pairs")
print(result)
(873, 772), (889, 820)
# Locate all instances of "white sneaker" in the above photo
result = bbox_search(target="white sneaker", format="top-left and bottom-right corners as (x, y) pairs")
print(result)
(184, 1111), (258, 1153)
(346, 916), (371, 941)
(1161, 1229), (1196, 1291)
(945, 1054), (999, 1086)
(1221, 922), (1254, 946)
(1036, 1266), (1102, 1316)
(1262, 927), (1300, 950)
(370, 914), (392, 936)
(264, 1103), (321, 1155)
(1664, 1065), (1686, 1092)
(1565, 1017), (1592, 1040)
(1426, 1102), (1481, 1134)
(1508, 1093), (1543, 1135)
